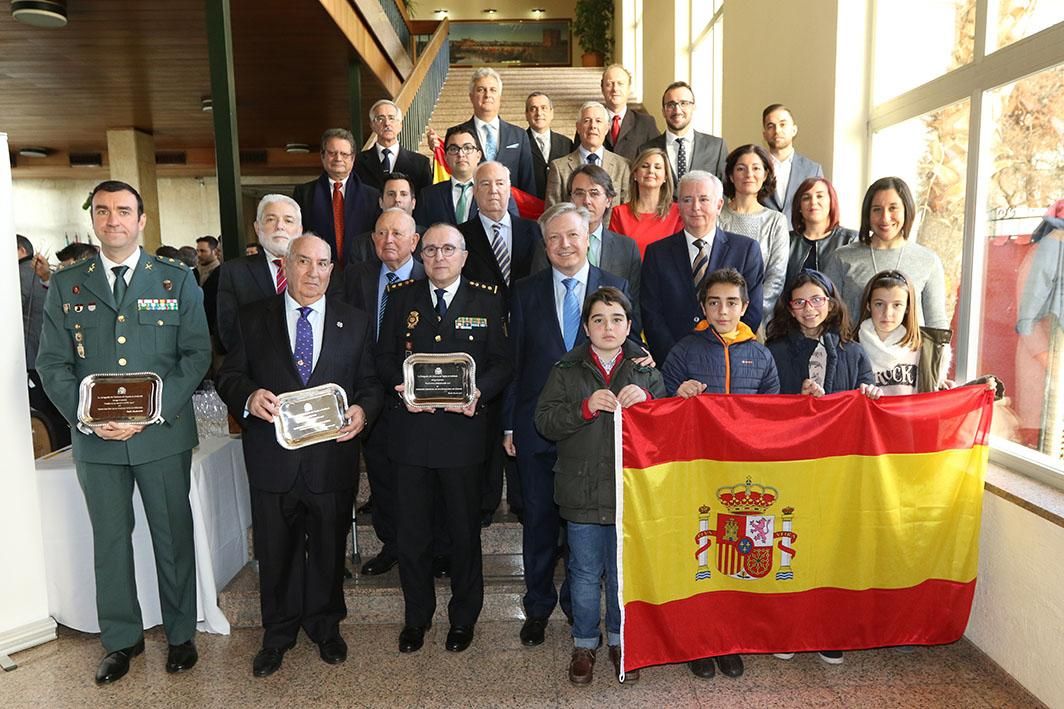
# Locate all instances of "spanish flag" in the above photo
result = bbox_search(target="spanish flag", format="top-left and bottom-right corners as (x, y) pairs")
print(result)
(430, 142), (544, 219)
(618, 386), (993, 673)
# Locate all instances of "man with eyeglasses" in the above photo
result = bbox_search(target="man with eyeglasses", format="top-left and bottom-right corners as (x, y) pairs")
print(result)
(640, 81), (728, 188)
(355, 100), (432, 196)
(545, 101), (630, 209)
(293, 128), (381, 264)
(414, 127), (485, 228)
(376, 224), (512, 655)
(641, 171), (764, 365)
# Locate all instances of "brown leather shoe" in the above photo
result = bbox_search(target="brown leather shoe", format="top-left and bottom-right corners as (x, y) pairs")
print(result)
(568, 647), (596, 685)
(609, 645), (639, 682)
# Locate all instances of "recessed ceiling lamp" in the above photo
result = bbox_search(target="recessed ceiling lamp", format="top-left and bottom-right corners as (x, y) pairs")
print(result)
(285, 143), (311, 154)
(531, 8), (545, 16)
(434, 8), (448, 16)
(201, 97), (213, 112)
(18, 146), (49, 158)
(482, 8), (497, 15)
(11, 0), (68, 28)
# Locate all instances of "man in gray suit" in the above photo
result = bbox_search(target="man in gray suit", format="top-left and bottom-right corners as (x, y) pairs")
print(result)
(762, 103), (824, 223)
(640, 81), (728, 188)
(545, 102), (630, 209)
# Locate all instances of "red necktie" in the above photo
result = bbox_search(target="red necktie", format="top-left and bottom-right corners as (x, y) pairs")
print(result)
(332, 181), (345, 262)
(273, 258), (286, 293)
(610, 114), (621, 145)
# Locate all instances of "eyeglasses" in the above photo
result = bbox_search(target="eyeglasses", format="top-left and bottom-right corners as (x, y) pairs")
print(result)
(372, 115), (399, 124)
(421, 244), (463, 258)
(572, 188), (605, 200)
(789, 295), (829, 310)
(323, 150), (353, 160)
(445, 144), (480, 156)
(664, 100), (695, 111)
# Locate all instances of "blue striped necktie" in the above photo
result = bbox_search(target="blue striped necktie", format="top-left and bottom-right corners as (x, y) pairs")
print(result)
(379, 271), (400, 336)
(562, 278), (580, 351)
(491, 222), (511, 285)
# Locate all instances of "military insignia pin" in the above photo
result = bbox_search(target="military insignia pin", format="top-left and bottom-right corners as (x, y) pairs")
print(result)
(144, 262), (153, 270)
(407, 311), (419, 329)
(72, 285), (80, 295)
(337, 321), (343, 328)
(162, 279), (173, 291)
(74, 304), (84, 313)
(87, 303), (96, 312)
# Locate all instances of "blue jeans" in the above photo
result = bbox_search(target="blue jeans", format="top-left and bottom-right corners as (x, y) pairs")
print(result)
(566, 521), (620, 648)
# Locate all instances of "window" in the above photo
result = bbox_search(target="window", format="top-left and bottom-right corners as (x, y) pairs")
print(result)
(873, 0), (974, 103)
(987, 0), (1064, 52)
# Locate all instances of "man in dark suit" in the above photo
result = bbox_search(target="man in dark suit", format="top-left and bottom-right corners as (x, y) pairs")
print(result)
(459, 161), (543, 303)
(525, 91), (574, 200)
(641, 170), (765, 364)
(292, 128), (381, 264)
(413, 127), (482, 228)
(762, 103), (824, 222)
(428, 68), (536, 195)
(216, 235), (382, 678)
(599, 64), (659, 161)
(345, 172), (426, 265)
(339, 208), (424, 577)
(640, 81), (728, 188)
(36, 181), (211, 685)
(376, 224), (513, 654)
(216, 194), (303, 354)
(354, 99), (432, 196)
(503, 203), (634, 648)
(547, 102), (631, 209)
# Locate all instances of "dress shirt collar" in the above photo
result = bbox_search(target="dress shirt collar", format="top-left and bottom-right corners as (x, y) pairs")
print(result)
(578, 145), (605, 164)
(381, 256), (415, 282)
(284, 291), (325, 318)
(552, 258), (591, 289)
(429, 275), (461, 306)
(607, 107), (627, 122)
(375, 143), (399, 162)
(478, 210), (512, 234)
(100, 248), (142, 287)
(328, 173), (351, 192)
(666, 129), (693, 144)
(473, 115), (500, 133)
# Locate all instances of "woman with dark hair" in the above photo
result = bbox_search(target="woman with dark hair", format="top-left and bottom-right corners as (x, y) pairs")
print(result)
(718, 144), (789, 319)
(608, 146), (683, 257)
(785, 177), (858, 287)
(822, 176), (948, 328)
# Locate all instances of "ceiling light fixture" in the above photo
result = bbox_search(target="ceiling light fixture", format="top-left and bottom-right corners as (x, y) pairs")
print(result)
(285, 143), (311, 154)
(11, 0), (68, 28)
(482, 8), (497, 15)
(18, 147), (50, 158)
(434, 8), (448, 16)
(531, 8), (545, 16)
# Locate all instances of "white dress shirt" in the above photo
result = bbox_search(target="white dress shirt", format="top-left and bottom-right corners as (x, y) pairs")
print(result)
(666, 130), (694, 178)
(771, 153), (794, 206)
(685, 229), (716, 266)
(530, 128), (552, 161)
(429, 276), (461, 311)
(473, 115), (501, 155)
(100, 248), (141, 291)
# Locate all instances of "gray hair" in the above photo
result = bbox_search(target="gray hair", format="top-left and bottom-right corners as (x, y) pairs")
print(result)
(423, 223), (466, 250)
(525, 91), (553, 110)
(678, 170), (723, 199)
(256, 194), (302, 224)
(474, 160), (511, 181)
(538, 202), (591, 234)
(285, 234), (332, 265)
(468, 67), (503, 94)
(578, 101), (609, 121)
(369, 99), (403, 123)
(319, 128), (355, 152)
(376, 207), (416, 233)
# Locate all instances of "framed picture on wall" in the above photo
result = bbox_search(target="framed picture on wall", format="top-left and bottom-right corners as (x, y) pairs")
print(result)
(449, 20), (572, 67)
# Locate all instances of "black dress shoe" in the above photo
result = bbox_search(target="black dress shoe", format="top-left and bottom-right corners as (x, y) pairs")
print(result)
(361, 552), (398, 576)
(432, 555), (451, 579)
(445, 625), (474, 652)
(165, 639), (198, 674)
(520, 617), (548, 646)
(95, 638), (145, 685)
(318, 637), (347, 664)
(716, 653), (744, 677)
(398, 624), (429, 653)
(688, 657), (716, 679)
(252, 642), (295, 678)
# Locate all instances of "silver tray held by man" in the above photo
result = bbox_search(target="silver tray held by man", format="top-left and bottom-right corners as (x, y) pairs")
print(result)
(274, 383), (350, 450)
(77, 372), (163, 427)
(402, 352), (477, 409)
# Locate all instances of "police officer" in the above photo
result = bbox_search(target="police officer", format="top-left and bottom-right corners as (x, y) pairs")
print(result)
(375, 224), (512, 655)
(36, 180), (211, 685)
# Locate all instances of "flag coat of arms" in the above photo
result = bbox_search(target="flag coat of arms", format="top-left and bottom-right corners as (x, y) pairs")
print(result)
(616, 386), (994, 674)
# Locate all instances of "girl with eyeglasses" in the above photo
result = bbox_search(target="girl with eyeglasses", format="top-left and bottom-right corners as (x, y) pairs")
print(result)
(855, 270), (953, 395)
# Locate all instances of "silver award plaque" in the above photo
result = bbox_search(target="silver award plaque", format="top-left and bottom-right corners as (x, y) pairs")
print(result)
(402, 353), (477, 409)
(274, 383), (350, 450)
(78, 372), (163, 427)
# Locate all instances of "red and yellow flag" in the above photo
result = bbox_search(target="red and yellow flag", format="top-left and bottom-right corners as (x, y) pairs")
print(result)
(430, 141), (544, 219)
(618, 386), (994, 672)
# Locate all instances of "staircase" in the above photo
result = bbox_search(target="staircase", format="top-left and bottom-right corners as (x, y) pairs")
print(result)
(415, 66), (619, 156)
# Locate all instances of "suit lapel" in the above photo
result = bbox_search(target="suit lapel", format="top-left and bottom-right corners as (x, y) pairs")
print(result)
(251, 252), (275, 299)
(361, 264), (379, 318)
(538, 271), (566, 352)
(707, 227), (730, 272)
(308, 300), (339, 386)
(314, 175), (334, 241)
(268, 296), (304, 386)
(578, 267), (605, 346)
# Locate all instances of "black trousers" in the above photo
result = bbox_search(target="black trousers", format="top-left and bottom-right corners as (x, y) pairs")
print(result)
(396, 463), (483, 627)
(250, 473), (353, 648)
(364, 420), (397, 556)
(480, 399), (522, 515)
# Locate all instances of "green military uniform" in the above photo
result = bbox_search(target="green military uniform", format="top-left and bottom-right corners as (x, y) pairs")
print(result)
(36, 249), (211, 651)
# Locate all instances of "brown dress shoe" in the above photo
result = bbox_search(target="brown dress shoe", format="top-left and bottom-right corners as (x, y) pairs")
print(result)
(609, 645), (639, 682)
(568, 647), (596, 685)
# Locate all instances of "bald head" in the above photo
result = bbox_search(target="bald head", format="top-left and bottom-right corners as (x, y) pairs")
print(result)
(285, 234), (334, 305)
(373, 208), (419, 271)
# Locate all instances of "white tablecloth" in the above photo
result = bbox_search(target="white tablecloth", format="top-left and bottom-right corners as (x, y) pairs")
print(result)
(36, 435), (251, 635)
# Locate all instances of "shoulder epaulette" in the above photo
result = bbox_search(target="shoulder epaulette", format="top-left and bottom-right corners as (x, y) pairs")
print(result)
(153, 254), (189, 270)
(386, 278), (416, 292)
(468, 280), (498, 294)
(55, 255), (93, 273)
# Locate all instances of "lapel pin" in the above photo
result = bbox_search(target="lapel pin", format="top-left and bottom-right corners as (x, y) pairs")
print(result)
(163, 279), (173, 291)
(87, 303), (96, 312)
(337, 321), (343, 328)
(145, 262), (153, 270)
(72, 285), (80, 295)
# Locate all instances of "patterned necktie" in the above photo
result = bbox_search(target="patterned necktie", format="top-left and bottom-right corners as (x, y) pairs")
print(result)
(692, 238), (709, 287)
(294, 306), (313, 385)
(332, 181), (345, 262)
(537, 135), (548, 160)
(379, 271), (400, 336)
(589, 231), (600, 267)
(676, 137), (688, 179)
(112, 265), (129, 305)
(456, 182), (471, 223)
(484, 124), (497, 161)
(562, 278), (581, 351)
(491, 222), (511, 285)
(380, 148), (391, 174)
(586, 153), (599, 165)
(435, 288), (448, 319)
(273, 258), (286, 294)
(610, 115), (621, 145)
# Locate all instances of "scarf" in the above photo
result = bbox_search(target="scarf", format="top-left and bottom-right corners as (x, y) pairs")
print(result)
(858, 318), (919, 396)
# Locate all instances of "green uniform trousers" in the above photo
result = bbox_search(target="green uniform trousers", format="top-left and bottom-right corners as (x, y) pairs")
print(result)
(75, 449), (196, 651)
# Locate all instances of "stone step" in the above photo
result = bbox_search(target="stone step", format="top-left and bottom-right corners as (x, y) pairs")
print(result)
(219, 552), (569, 628)
(347, 511), (523, 561)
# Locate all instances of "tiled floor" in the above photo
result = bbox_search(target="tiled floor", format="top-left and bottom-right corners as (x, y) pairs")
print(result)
(2, 622), (1043, 708)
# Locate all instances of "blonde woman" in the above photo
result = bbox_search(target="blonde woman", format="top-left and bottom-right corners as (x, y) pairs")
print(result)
(608, 147), (682, 257)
